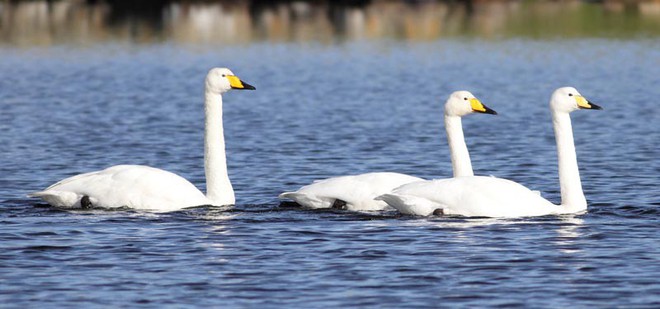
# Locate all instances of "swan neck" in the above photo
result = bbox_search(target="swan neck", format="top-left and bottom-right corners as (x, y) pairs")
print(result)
(552, 111), (586, 212)
(445, 115), (474, 177)
(204, 91), (234, 205)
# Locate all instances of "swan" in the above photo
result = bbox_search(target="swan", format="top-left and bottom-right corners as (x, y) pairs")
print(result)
(376, 87), (601, 218)
(28, 68), (255, 211)
(278, 91), (497, 211)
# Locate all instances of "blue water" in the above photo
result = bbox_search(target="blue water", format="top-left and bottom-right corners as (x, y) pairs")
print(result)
(1, 39), (659, 307)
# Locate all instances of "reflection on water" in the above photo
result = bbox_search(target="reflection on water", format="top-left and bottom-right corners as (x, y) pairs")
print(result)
(1, 0), (659, 46)
(553, 216), (584, 254)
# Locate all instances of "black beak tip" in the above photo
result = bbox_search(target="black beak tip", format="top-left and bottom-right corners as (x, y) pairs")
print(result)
(242, 82), (256, 90)
(588, 101), (602, 110)
(484, 106), (498, 115)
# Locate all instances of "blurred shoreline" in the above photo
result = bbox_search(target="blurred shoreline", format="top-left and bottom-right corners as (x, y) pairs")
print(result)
(1, 0), (659, 46)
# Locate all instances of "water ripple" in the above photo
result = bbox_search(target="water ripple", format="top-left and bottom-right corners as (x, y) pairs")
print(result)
(1, 40), (659, 307)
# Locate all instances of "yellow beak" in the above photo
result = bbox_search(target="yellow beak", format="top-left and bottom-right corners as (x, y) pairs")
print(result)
(227, 75), (256, 90)
(575, 96), (601, 110)
(470, 98), (498, 115)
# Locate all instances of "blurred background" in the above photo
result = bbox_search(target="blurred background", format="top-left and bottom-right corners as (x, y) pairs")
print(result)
(2, 2), (659, 307)
(2, 0), (659, 46)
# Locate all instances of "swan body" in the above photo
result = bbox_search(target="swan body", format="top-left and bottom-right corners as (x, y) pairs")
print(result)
(279, 91), (497, 211)
(279, 172), (423, 211)
(377, 87), (601, 218)
(29, 68), (255, 211)
(377, 176), (557, 217)
(29, 165), (211, 211)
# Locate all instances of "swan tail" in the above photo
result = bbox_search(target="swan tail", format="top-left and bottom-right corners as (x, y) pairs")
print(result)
(27, 190), (81, 207)
(27, 191), (59, 199)
(278, 192), (331, 209)
(376, 194), (440, 216)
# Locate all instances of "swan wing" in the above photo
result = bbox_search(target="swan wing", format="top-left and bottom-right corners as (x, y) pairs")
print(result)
(29, 165), (210, 211)
(279, 172), (423, 211)
(375, 192), (445, 216)
(381, 176), (557, 217)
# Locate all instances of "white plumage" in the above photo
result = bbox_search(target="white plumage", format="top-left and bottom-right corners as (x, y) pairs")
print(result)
(279, 90), (497, 211)
(29, 165), (211, 211)
(29, 68), (255, 211)
(279, 172), (423, 211)
(377, 87), (601, 218)
(377, 176), (556, 217)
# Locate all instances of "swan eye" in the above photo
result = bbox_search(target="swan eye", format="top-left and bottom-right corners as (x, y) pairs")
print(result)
(222, 74), (226, 77)
(464, 97), (468, 101)
(568, 93), (573, 96)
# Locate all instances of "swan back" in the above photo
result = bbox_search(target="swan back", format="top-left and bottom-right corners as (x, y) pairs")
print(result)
(383, 176), (556, 217)
(279, 172), (423, 211)
(29, 165), (210, 211)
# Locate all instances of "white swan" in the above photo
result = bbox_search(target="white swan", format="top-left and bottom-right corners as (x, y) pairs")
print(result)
(28, 68), (255, 211)
(278, 91), (497, 211)
(376, 87), (601, 218)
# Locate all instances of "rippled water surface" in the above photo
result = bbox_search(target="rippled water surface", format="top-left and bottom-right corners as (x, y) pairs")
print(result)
(1, 10), (660, 307)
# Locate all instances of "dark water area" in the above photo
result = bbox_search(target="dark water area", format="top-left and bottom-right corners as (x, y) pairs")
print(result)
(1, 0), (660, 307)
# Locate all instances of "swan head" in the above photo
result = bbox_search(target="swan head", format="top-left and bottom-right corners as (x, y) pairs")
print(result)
(206, 67), (256, 94)
(550, 87), (601, 113)
(445, 90), (497, 117)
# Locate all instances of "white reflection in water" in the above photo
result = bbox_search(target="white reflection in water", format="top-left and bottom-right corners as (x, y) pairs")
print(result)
(553, 215), (585, 254)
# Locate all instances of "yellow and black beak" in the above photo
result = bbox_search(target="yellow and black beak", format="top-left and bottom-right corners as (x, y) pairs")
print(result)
(575, 96), (601, 110)
(227, 75), (256, 90)
(470, 98), (498, 115)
